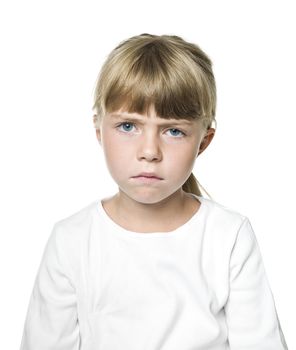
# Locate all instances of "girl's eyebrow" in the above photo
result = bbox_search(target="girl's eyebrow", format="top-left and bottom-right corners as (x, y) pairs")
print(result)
(109, 113), (194, 126)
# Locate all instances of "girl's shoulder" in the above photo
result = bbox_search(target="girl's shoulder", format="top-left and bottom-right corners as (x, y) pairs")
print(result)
(50, 199), (99, 243)
(198, 195), (249, 230)
(55, 199), (98, 226)
(196, 196), (254, 253)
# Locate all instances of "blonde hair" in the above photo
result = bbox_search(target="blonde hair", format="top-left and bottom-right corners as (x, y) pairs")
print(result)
(92, 33), (217, 198)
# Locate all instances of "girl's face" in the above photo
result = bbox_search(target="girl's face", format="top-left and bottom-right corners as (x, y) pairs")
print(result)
(95, 105), (215, 204)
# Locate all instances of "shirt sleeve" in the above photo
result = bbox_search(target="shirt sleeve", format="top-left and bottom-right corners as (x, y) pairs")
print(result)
(224, 217), (288, 349)
(20, 223), (80, 350)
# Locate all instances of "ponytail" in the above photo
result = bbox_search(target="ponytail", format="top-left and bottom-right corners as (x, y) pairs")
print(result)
(182, 172), (212, 199)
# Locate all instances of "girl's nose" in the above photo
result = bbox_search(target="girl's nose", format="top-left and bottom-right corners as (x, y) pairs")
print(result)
(137, 132), (162, 162)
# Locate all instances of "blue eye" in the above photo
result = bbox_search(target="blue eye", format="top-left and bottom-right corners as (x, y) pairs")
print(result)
(168, 128), (185, 137)
(118, 122), (134, 132)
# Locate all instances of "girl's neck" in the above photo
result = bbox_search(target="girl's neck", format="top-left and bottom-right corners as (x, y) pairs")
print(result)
(102, 190), (201, 233)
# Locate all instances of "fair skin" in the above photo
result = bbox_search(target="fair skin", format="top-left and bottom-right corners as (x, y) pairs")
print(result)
(94, 104), (215, 233)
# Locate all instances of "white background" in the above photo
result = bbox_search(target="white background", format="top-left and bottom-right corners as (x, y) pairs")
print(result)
(0, 0), (294, 348)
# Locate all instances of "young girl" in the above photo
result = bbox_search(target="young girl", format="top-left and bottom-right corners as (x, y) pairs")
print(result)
(20, 34), (288, 349)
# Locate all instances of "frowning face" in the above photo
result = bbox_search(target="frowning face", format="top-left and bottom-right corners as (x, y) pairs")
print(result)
(95, 105), (214, 205)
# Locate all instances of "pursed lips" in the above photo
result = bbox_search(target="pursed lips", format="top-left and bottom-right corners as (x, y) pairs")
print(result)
(132, 172), (163, 180)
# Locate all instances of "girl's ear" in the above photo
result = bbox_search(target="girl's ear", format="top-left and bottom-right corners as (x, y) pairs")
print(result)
(93, 114), (102, 145)
(96, 128), (102, 145)
(196, 128), (215, 157)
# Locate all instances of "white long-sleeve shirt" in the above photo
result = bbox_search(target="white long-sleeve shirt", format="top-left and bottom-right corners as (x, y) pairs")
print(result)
(20, 194), (288, 349)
